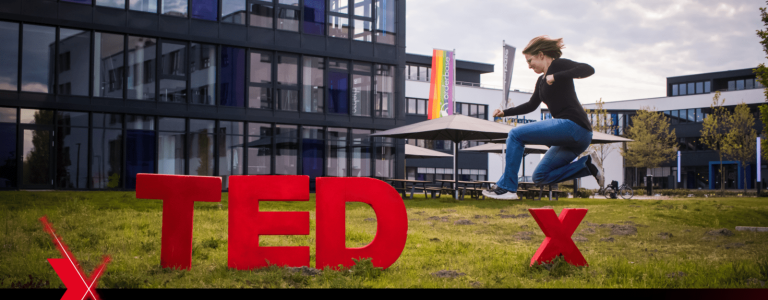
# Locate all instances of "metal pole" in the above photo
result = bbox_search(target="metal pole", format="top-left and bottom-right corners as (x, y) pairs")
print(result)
(454, 141), (459, 199)
(758, 137), (762, 196)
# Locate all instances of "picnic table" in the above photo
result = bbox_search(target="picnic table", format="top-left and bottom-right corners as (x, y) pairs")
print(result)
(436, 180), (489, 200)
(383, 179), (433, 199)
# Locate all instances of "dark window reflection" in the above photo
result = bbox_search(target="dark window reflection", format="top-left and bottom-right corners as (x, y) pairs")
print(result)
(190, 43), (217, 105)
(21, 24), (55, 93)
(58, 28), (91, 96)
(302, 56), (324, 113)
(159, 42), (187, 103)
(249, 86), (272, 109)
(276, 7), (299, 32)
(326, 128), (347, 177)
(303, 0), (325, 35)
(277, 89), (298, 111)
(351, 129), (371, 177)
(275, 124), (297, 175)
(328, 71), (348, 114)
(189, 119), (215, 176)
(247, 122), (272, 175)
(94, 32), (125, 98)
(250, 3), (274, 28)
(0, 21), (19, 91)
(22, 129), (52, 186)
(192, 0), (218, 21)
(56, 126), (89, 189)
(97, 0), (126, 9)
(219, 121), (243, 189)
(220, 46), (245, 107)
(91, 127), (123, 190)
(127, 36), (157, 101)
(0, 122), (17, 188)
(375, 0), (396, 45)
(221, 0), (246, 24)
(302, 126), (324, 180)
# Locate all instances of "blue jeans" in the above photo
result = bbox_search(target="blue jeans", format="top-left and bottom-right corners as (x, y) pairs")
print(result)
(496, 118), (593, 192)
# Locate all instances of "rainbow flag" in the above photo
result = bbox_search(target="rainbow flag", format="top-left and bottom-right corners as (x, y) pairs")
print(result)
(427, 49), (455, 119)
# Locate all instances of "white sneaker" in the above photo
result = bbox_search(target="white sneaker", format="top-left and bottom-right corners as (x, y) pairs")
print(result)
(587, 152), (604, 187)
(483, 187), (519, 200)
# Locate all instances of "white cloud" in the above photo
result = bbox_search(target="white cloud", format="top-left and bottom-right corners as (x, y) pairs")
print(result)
(406, 0), (768, 103)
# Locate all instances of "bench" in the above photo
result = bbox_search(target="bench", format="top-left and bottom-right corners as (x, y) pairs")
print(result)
(414, 186), (445, 198)
(534, 185), (565, 201)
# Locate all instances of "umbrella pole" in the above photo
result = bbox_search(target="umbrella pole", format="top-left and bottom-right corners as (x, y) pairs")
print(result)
(454, 141), (459, 200)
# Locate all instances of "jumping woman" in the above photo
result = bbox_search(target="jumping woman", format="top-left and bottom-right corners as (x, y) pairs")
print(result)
(483, 36), (603, 200)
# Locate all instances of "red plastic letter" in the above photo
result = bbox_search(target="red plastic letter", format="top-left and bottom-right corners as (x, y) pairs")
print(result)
(135, 174), (222, 270)
(315, 177), (407, 270)
(529, 208), (588, 267)
(228, 175), (310, 270)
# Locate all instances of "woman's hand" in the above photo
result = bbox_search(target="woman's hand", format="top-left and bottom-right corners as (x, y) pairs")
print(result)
(492, 109), (504, 118)
(546, 74), (555, 85)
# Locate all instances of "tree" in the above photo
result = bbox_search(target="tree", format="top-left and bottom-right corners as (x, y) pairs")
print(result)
(583, 98), (616, 187)
(723, 103), (757, 194)
(754, 2), (768, 101)
(621, 107), (677, 195)
(700, 91), (731, 196)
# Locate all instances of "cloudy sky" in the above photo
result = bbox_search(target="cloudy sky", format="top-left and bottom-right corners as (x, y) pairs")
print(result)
(406, 0), (768, 105)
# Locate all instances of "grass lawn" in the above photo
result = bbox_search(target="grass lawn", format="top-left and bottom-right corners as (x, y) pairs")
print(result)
(1, 191), (768, 288)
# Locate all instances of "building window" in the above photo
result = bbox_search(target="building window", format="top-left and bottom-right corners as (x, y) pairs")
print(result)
(736, 79), (745, 90)
(188, 119), (216, 176)
(679, 83), (686, 95)
(375, 0), (395, 45)
(219, 120), (244, 189)
(97, 0), (125, 9)
(303, 0), (325, 35)
(220, 46), (245, 107)
(91, 113), (123, 190)
(159, 41), (188, 103)
(247, 122), (272, 174)
(374, 131), (395, 178)
(696, 82), (703, 94)
(193, 0), (220, 21)
(328, 60), (349, 114)
(275, 124), (298, 175)
(276, 4), (300, 32)
(375, 64), (395, 118)
(728, 80), (735, 91)
(0, 22), (18, 92)
(22, 24), (56, 94)
(353, 19), (372, 42)
(277, 53), (299, 111)
(126, 36), (157, 101)
(672, 84), (678, 96)
(328, 15), (349, 38)
(221, 0), (247, 24)
(302, 56), (324, 113)
(327, 127), (348, 177)
(249, 1), (274, 28)
(56, 111), (89, 189)
(406, 64), (430, 82)
(407, 98), (427, 115)
(162, 0), (188, 17)
(351, 62), (372, 116)
(94, 32), (124, 98)
(58, 28), (90, 96)
(158, 117), (186, 175)
(457, 103), (487, 119)
(302, 126), (324, 180)
(705, 81), (711, 93)
(130, 0), (158, 13)
(351, 129), (371, 177)
(125, 114), (156, 189)
(190, 43), (217, 105)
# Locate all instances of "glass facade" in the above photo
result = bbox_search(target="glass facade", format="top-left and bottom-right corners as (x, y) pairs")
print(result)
(0, 5), (402, 191)
(22, 24), (56, 93)
(221, 0), (246, 24)
(0, 21), (19, 92)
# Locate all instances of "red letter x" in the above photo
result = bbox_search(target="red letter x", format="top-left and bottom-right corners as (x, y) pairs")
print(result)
(528, 208), (588, 267)
(41, 216), (111, 300)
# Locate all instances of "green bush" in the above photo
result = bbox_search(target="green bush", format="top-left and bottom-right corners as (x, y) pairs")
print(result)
(652, 189), (754, 198)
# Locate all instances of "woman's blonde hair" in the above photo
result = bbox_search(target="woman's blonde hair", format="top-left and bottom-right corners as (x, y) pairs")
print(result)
(522, 35), (565, 59)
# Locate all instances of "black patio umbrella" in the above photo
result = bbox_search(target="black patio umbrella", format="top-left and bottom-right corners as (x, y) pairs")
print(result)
(370, 114), (513, 199)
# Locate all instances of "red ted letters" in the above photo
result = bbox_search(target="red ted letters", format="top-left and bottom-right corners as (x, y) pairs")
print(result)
(528, 208), (588, 267)
(136, 174), (408, 270)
